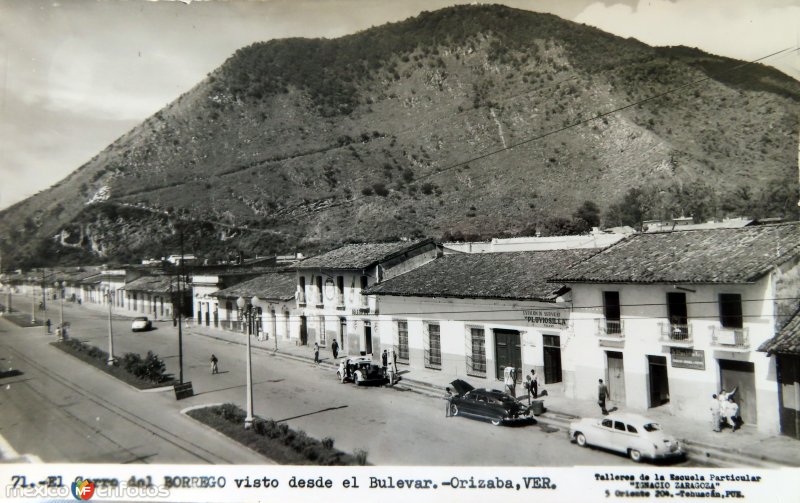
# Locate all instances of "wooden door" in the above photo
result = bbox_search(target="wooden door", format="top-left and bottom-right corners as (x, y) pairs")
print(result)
(606, 351), (626, 404)
(494, 329), (521, 381)
(719, 359), (756, 425)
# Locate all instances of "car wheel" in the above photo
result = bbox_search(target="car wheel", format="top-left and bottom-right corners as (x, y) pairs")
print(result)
(490, 417), (503, 426)
(575, 432), (587, 447)
(629, 449), (643, 463)
(450, 404), (459, 416)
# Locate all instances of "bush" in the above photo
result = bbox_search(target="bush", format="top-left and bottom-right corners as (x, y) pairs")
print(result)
(188, 404), (365, 465)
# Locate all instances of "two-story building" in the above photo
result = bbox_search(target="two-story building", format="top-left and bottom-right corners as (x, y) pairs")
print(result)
(550, 222), (800, 434)
(293, 239), (442, 355)
(209, 273), (297, 341)
(365, 249), (596, 385)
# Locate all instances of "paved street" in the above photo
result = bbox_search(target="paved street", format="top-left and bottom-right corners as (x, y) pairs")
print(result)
(0, 295), (696, 466)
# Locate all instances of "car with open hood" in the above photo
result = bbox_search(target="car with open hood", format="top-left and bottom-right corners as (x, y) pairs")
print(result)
(336, 356), (387, 385)
(568, 413), (684, 462)
(448, 379), (532, 426)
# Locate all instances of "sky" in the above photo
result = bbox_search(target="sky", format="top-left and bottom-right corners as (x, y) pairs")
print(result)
(1, 0), (798, 211)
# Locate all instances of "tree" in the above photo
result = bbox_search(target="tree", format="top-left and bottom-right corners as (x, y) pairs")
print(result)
(538, 216), (591, 236)
(573, 200), (600, 228)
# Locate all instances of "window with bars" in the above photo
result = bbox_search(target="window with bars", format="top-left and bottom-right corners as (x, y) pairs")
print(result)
(424, 323), (442, 370)
(396, 320), (409, 363)
(466, 327), (486, 377)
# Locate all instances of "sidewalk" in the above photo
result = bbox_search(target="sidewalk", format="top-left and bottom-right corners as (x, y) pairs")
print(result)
(183, 322), (800, 468)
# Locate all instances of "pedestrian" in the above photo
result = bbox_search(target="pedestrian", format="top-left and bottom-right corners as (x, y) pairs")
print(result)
(381, 349), (388, 370)
(503, 366), (517, 397)
(723, 397), (739, 432)
(530, 369), (539, 399)
(710, 394), (721, 432)
(331, 338), (339, 359)
(314, 342), (320, 363)
(210, 354), (219, 374)
(45, 319), (51, 334)
(443, 387), (453, 417)
(56, 324), (62, 340)
(598, 379), (609, 415)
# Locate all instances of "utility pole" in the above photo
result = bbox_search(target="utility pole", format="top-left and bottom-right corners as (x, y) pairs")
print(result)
(177, 225), (185, 385)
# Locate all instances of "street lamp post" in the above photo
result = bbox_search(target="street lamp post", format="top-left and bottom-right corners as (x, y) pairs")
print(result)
(106, 290), (115, 365)
(31, 287), (36, 325)
(236, 295), (258, 429)
(54, 280), (65, 341)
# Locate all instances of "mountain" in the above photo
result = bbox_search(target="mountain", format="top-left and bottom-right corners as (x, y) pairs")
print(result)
(2, 4), (799, 269)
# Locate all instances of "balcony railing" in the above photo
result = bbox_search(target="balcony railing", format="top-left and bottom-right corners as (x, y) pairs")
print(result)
(659, 322), (693, 344)
(596, 319), (624, 338)
(710, 326), (749, 350)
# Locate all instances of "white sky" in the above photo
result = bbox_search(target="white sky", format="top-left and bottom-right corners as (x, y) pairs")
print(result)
(1, 0), (798, 211)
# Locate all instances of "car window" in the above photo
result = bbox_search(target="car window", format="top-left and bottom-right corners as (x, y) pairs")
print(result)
(614, 421), (626, 431)
(643, 423), (661, 432)
(601, 419), (612, 428)
(626, 424), (638, 434)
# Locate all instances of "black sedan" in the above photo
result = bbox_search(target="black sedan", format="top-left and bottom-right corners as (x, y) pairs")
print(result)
(449, 379), (532, 426)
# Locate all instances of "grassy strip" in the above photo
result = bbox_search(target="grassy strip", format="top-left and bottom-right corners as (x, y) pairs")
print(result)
(0, 310), (43, 328)
(50, 340), (176, 390)
(187, 404), (368, 465)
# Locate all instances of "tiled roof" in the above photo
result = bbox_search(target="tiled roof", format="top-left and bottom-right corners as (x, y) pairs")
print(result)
(550, 223), (800, 284)
(295, 239), (433, 270)
(123, 275), (175, 294)
(211, 273), (297, 301)
(365, 250), (597, 301)
(758, 308), (800, 355)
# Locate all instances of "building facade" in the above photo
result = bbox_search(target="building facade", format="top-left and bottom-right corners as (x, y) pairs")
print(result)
(293, 239), (442, 355)
(551, 223), (800, 434)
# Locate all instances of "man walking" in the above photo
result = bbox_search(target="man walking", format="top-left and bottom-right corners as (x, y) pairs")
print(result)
(710, 393), (721, 432)
(210, 354), (219, 374)
(313, 342), (320, 364)
(598, 379), (609, 415)
(331, 339), (339, 359)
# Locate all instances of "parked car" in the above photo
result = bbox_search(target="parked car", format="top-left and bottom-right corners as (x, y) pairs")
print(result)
(448, 379), (532, 426)
(568, 413), (684, 462)
(131, 316), (152, 332)
(336, 356), (372, 383)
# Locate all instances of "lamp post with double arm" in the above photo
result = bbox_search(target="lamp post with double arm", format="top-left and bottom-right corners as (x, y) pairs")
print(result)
(237, 295), (260, 429)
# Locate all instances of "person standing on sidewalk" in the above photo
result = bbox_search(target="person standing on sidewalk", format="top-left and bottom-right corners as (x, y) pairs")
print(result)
(45, 319), (51, 334)
(210, 354), (219, 374)
(381, 349), (388, 370)
(331, 339), (339, 359)
(598, 379), (609, 415)
(504, 367), (517, 398)
(443, 387), (453, 417)
(313, 342), (320, 364)
(530, 369), (539, 399)
(710, 394), (721, 432)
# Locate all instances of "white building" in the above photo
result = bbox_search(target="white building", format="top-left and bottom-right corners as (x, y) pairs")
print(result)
(443, 229), (628, 254)
(366, 250), (595, 385)
(293, 239), (442, 355)
(550, 222), (800, 434)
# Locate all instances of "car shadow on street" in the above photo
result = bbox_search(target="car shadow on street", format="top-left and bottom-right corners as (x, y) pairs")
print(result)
(275, 405), (349, 423)
(0, 369), (23, 378)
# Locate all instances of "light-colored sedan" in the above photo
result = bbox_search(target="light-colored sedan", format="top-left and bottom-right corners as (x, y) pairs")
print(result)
(131, 316), (152, 332)
(568, 413), (684, 462)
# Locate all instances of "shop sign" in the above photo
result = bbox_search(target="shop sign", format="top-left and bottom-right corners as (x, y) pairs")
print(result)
(523, 308), (568, 329)
(670, 347), (705, 370)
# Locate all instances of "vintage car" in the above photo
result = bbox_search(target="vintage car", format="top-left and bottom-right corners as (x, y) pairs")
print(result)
(448, 379), (532, 426)
(568, 413), (684, 462)
(131, 316), (152, 332)
(336, 357), (388, 385)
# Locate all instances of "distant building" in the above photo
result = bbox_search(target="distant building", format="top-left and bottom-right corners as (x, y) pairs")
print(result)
(444, 229), (628, 254)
